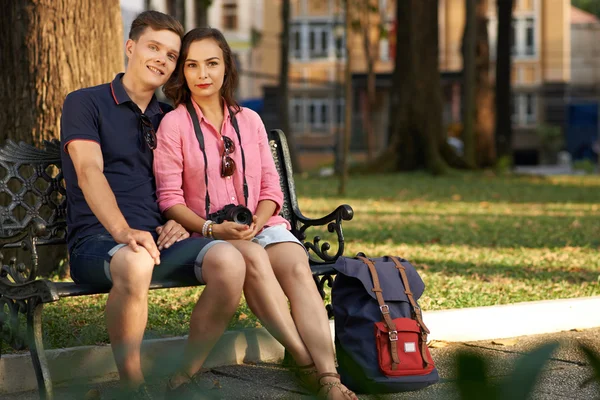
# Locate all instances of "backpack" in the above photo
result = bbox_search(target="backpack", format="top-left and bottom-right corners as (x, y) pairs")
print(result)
(331, 254), (439, 393)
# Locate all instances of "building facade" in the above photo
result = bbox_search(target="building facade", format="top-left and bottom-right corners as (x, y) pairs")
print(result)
(440, 0), (572, 157)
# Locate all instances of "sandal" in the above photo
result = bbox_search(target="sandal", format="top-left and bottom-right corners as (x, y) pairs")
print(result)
(317, 373), (358, 400)
(290, 362), (319, 393)
(165, 368), (218, 400)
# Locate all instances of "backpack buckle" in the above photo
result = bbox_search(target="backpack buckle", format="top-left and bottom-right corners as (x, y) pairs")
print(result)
(379, 305), (390, 315)
(388, 330), (398, 341)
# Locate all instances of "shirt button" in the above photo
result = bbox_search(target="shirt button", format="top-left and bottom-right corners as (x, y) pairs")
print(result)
(227, 176), (231, 180)
(231, 197), (236, 201)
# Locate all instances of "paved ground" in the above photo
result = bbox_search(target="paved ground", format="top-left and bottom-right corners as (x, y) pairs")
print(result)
(6, 328), (600, 399)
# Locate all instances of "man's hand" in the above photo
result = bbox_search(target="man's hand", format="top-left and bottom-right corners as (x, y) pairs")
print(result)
(156, 220), (190, 250)
(212, 216), (258, 241)
(112, 227), (161, 265)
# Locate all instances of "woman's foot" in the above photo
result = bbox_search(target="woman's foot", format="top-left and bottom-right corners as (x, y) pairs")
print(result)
(317, 373), (358, 400)
(291, 362), (319, 393)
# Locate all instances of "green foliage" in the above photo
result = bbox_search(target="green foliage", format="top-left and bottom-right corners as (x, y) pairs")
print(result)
(574, 159), (597, 174)
(536, 124), (564, 152)
(580, 342), (600, 389)
(572, 0), (600, 17)
(494, 155), (513, 174)
(454, 341), (600, 400)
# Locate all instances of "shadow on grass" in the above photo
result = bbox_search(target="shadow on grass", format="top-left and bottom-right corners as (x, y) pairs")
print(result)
(331, 212), (600, 249)
(408, 258), (599, 284)
(296, 173), (600, 205)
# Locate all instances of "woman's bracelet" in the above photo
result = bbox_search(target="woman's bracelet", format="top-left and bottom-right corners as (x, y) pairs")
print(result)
(207, 222), (214, 239)
(202, 220), (213, 237)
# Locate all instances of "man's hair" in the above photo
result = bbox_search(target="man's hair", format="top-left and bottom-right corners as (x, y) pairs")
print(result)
(129, 10), (184, 41)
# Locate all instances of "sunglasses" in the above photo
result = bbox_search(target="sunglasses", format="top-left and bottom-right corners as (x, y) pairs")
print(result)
(140, 114), (157, 150)
(221, 136), (236, 177)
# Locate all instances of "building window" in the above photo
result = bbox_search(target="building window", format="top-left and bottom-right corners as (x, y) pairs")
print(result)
(512, 93), (537, 125)
(511, 17), (536, 57)
(524, 17), (535, 56)
(291, 26), (302, 59)
(290, 21), (341, 60)
(290, 97), (338, 133)
(309, 23), (329, 59)
(222, 0), (238, 31)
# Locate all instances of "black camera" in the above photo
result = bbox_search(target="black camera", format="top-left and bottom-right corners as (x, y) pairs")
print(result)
(208, 204), (253, 226)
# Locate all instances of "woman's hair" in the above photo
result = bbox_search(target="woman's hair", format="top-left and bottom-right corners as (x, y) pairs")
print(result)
(163, 28), (240, 112)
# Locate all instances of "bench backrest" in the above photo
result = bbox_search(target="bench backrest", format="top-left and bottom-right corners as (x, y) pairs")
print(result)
(0, 131), (300, 275)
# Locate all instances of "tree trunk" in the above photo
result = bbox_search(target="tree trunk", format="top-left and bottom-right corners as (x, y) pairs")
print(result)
(0, 0), (123, 278)
(1, 0), (123, 145)
(359, 0), (378, 162)
(339, 0), (353, 194)
(378, 0), (448, 174)
(475, 0), (496, 167)
(495, 0), (514, 160)
(279, 0), (302, 173)
(195, 0), (211, 27)
(461, 0), (477, 168)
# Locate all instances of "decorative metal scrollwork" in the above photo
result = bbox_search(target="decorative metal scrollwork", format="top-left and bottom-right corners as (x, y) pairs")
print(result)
(313, 274), (335, 319)
(0, 295), (27, 351)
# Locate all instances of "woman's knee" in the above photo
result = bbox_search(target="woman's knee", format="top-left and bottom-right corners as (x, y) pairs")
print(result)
(280, 259), (313, 286)
(202, 243), (246, 290)
(241, 242), (272, 281)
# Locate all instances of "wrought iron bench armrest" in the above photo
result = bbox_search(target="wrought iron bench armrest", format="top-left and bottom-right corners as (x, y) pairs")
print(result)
(293, 204), (354, 265)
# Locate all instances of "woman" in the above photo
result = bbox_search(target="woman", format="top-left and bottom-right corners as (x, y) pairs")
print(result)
(153, 28), (357, 400)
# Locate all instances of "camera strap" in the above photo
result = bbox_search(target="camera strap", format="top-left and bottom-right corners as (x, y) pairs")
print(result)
(185, 101), (248, 219)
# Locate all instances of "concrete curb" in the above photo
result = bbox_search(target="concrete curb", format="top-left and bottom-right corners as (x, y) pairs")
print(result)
(0, 328), (285, 395)
(2, 296), (600, 395)
(423, 296), (600, 342)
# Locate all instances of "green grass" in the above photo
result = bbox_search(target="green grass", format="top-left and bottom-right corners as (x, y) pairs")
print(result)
(10, 172), (600, 351)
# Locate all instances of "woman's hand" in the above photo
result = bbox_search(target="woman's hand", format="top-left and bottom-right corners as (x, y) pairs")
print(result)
(156, 220), (190, 250)
(213, 217), (258, 241)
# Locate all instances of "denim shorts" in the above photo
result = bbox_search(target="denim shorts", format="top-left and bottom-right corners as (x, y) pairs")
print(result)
(69, 233), (224, 286)
(252, 224), (306, 252)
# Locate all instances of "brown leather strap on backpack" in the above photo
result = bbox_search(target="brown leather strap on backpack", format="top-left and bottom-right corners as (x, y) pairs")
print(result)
(389, 256), (432, 367)
(357, 255), (401, 370)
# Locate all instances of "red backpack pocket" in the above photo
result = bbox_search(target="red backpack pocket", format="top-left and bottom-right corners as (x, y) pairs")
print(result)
(375, 318), (435, 377)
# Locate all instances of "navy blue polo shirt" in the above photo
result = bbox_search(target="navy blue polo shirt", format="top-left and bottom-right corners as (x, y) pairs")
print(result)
(60, 73), (172, 253)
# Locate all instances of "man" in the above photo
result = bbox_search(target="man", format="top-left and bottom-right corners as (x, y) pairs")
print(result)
(60, 11), (246, 399)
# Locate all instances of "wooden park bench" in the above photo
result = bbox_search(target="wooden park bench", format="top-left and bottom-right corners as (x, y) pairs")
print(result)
(0, 130), (353, 399)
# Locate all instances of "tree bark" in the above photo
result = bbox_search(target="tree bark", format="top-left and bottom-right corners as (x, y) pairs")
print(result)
(475, 0), (496, 167)
(359, 0), (379, 162)
(461, 0), (477, 168)
(195, 0), (211, 28)
(1, 0), (124, 145)
(495, 0), (514, 160)
(378, 0), (448, 174)
(339, 0), (353, 194)
(0, 0), (123, 278)
(279, 0), (302, 173)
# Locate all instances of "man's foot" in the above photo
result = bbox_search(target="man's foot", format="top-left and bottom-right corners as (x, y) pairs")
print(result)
(164, 369), (219, 400)
(131, 384), (155, 400)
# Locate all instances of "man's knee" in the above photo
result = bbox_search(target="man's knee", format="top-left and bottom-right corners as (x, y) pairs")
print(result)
(110, 247), (154, 296)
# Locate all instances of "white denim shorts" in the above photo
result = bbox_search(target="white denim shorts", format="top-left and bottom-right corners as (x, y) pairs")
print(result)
(252, 224), (305, 251)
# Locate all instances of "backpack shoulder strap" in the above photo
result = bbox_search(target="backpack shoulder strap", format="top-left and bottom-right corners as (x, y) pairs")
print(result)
(389, 256), (433, 367)
(357, 255), (401, 370)
(388, 256), (430, 333)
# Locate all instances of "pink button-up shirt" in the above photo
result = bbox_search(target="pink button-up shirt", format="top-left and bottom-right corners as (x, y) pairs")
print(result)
(153, 101), (290, 236)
